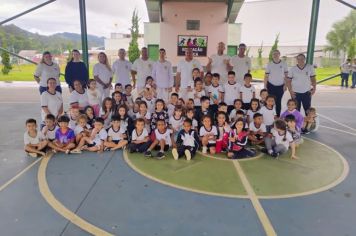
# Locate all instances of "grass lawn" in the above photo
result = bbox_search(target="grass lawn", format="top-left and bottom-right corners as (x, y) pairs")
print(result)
(251, 67), (341, 86)
(0, 64), (342, 86)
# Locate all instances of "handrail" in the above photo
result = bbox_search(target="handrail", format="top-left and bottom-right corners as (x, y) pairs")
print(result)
(0, 47), (65, 77)
(316, 73), (341, 84)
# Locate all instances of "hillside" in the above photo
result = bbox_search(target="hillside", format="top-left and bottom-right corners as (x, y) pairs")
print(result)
(0, 24), (105, 54)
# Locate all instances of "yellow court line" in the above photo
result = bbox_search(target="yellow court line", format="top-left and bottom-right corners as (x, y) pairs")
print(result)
(0, 157), (42, 192)
(37, 154), (114, 236)
(232, 160), (277, 236)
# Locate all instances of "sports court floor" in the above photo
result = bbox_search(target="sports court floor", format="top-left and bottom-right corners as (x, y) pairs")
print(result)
(0, 83), (355, 236)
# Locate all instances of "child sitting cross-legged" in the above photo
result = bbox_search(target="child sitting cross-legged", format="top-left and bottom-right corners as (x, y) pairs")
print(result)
(49, 115), (76, 154)
(172, 118), (200, 161)
(24, 118), (48, 158)
(144, 119), (175, 159)
(74, 114), (91, 144)
(227, 118), (256, 159)
(71, 117), (107, 153)
(128, 118), (152, 153)
(104, 115), (128, 151)
(41, 114), (58, 143)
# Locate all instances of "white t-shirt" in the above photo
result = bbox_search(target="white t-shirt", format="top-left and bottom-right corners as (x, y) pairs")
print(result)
(210, 54), (230, 84)
(191, 89), (206, 106)
(259, 106), (276, 126)
(69, 116), (77, 131)
(69, 90), (89, 109)
(249, 122), (266, 132)
(265, 60), (288, 86)
(152, 60), (174, 89)
(288, 64), (315, 93)
(340, 62), (351, 73)
(87, 88), (102, 106)
(199, 126), (218, 144)
(42, 126), (58, 141)
(74, 124), (91, 136)
(167, 103), (175, 117)
(271, 128), (293, 149)
(132, 128), (149, 141)
(240, 85), (255, 104)
(246, 109), (259, 120)
(177, 59), (202, 89)
(169, 116), (184, 131)
(40, 91), (63, 121)
(132, 58), (154, 89)
(92, 128), (108, 145)
(154, 128), (173, 147)
(229, 109), (246, 124)
(112, 59), (132, 86)
(107, 127), (126, 141)
(223, 82), (240, 105)
(93, 63), (112, 84)
(230, 55), (251, 85)
(208, 84), (224, 104)
(34, 62), (61, 87)
(141, 97), (156, 114)
(99, 108), (113, 129)
(24, 131), (44, 145)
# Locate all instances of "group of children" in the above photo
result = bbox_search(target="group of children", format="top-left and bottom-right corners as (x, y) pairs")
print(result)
(24, 70), (319, 160)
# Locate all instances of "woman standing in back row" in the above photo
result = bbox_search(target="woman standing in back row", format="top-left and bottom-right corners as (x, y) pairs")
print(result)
(93, 52), (113, 101)
(65, 49), (89, 92)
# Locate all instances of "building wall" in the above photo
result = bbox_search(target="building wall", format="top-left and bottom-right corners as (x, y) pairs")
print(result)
(159, 1), (229, 65)
(104, 37), (144, 64)
(144, 22), (160, 46)
(228, 23), (242, 46)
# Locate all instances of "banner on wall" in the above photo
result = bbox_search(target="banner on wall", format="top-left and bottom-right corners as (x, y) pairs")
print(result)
(177, 35), (208, 57)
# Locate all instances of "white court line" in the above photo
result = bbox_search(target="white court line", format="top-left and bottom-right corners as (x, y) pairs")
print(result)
(318, 113), (356, 133)
(319, 125), (356, 136)
(316, 106), (356, 109)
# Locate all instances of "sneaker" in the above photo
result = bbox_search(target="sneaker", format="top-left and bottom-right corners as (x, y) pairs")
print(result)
(70, 149), (82, 154)
(271, 152), (279, 159)
(144, 150), (152, 157)
(172, 148), (179, 160)
(28, 152), (38, 158)
(65, 149), (70, 155)
(155, 151), (165, 160)
(184, 149), (191, 161)
(260, 148), (268, 154)
(52, 149), (57, 154)
(202, 146), (207, 154)
(104, 147), (111, 151)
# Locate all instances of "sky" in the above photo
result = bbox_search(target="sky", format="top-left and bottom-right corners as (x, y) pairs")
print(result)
(0, 0), (353, 46)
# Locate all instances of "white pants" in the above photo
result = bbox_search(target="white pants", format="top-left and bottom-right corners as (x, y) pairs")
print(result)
(178, 88), (191, 101)
(157, 88), (171, 102)
(98, 85), (111, 101)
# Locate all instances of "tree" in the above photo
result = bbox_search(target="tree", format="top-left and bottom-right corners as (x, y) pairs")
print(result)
(128, 9), (140, 63)
(325, 11), (356, 59)
(347, 38), (356, 60)
(1, 41), (13, 75)
(257, 41), (263, 69)
(268, 33), (280, 62)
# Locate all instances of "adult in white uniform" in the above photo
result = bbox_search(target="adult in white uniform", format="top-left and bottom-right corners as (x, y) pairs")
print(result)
(176, 48), (203, 100)
(40, 78), (63, 123)
(264, 49), (288, 116)
(34, 51), (61, 94)
(206, 42), (230, 85)
(93, 52), (112, 100)
(287, 54), (316, 113)
(228, 43), (251, 86)
(152, 48), (174, 101)
(131, 47), (153, 93)
(112, 49), (132, 87)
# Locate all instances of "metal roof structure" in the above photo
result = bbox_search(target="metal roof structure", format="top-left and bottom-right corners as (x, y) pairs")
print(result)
(145, 0), (244, 23)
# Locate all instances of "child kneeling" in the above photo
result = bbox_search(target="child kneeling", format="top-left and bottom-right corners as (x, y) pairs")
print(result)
(172, 119), (200, 161)
(144, 119), (174, 159)
(71, 117), (107, 153)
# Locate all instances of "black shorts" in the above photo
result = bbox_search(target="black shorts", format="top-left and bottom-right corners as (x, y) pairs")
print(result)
(87, 142), (97, 148)
(113, 140), (121, 144)
(154, 144), (170, 151)
(207, 142), (216, 148)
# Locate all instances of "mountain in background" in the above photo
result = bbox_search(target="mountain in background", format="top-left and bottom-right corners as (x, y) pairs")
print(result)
(0, 24), (105, 54)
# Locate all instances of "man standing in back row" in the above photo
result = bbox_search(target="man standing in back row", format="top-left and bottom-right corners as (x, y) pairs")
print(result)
(131, 47), (153, 93)
(206, 42), (230, 85)
(112, 48), (132, 87)
(152, 48), (174, 101)
(228, 43), (251, 86)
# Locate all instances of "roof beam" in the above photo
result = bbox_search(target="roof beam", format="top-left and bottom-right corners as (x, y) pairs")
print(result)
(159, 0), (163, 22)
(226, 0), (234, 22)
(335, 0), (356, 9)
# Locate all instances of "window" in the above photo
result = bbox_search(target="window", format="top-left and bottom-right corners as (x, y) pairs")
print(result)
(186, 20), (200, 30)
(227, 45), (238, 56)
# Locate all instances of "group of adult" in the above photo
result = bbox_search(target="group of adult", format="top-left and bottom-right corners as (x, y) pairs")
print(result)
(34, 42), (317, 122)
